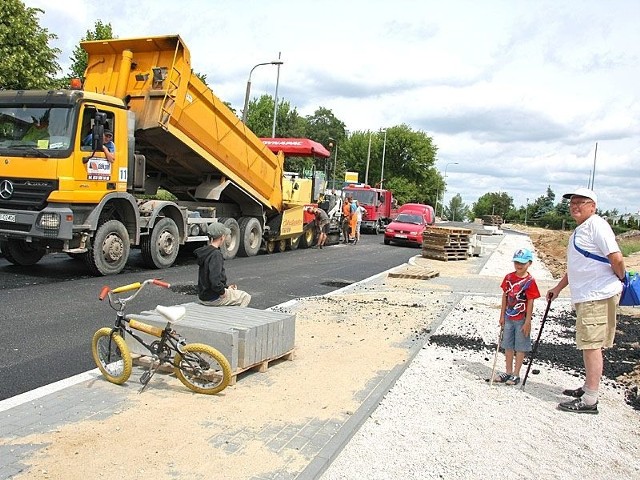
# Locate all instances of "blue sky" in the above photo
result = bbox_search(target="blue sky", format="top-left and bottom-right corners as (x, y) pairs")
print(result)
(24, 0), (640, 214)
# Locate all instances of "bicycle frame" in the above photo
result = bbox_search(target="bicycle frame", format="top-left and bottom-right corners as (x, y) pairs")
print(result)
(101, 280), (193, 369)
(94, 278), (232, 394)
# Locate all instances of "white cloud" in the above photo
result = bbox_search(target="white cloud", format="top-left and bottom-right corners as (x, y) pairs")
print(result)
(22, 0), (640, 213)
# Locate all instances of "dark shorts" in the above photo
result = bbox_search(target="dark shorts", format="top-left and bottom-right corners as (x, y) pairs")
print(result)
(319, 222), (329, 234)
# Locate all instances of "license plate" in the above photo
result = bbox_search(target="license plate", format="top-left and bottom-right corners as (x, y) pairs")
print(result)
(0, 213), (16, 222)
(396, 234), (407, 239)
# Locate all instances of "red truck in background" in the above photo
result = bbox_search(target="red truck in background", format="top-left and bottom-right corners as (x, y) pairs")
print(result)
(342, 184), (398, 234)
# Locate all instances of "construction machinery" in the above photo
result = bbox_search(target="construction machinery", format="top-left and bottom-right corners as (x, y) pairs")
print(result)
(0, 35), (320, 275)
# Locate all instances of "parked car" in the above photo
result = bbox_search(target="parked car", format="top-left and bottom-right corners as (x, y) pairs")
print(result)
(396, 203), (435, 224)
(384, 209), (433, 247)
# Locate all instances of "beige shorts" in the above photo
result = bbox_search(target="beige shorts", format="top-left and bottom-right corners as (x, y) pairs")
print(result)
(574, 295), (619, 350)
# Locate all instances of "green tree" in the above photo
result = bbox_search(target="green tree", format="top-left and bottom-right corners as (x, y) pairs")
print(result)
(69, 20), (114, 79)
(303, 107), (346, 184)
(472, 192), (514, 219)
(339, 125), (439, 205)
(246, 94), (306, 138)
(0, 0), (61, 89)
(444, 194), (470, 221)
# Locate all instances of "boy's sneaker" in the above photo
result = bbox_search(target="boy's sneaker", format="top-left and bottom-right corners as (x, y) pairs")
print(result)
(505, 375), (520, 386)
(557, 398), (598, 414)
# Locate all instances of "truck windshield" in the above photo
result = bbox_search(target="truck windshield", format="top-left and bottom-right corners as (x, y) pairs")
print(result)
(0, 105), (74, 153)
(347, 190), (378, 206)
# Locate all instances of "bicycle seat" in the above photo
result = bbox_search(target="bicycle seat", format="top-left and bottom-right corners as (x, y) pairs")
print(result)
(156, 305), (186, 323)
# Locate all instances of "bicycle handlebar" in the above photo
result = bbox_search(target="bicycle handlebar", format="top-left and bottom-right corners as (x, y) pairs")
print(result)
(98, 278), (171, 301)
(152, 279), (171, 289)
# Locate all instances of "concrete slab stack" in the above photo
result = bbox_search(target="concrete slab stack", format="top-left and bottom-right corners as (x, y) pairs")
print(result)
(123, 303), (296, 376)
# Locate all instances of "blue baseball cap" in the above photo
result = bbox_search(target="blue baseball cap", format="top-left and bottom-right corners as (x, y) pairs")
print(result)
(513, 248), (533, 263)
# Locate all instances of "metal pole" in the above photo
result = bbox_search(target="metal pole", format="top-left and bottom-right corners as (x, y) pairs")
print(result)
(364, 131), (372, 185)
(380, 129), (387, 189)
(590, 142), (598, 190)
(332, 142), (338, 190)
(440, 162), (458, 219)
(271, 52), (282, 137)
(525, 198), (529, 225)
(242, 60), (283, 124)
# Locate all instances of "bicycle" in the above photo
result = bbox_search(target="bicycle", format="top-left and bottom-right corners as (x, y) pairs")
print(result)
(91, 278), (232, 395)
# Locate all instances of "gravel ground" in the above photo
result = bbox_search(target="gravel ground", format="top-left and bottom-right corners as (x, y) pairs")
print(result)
(322, 233), (640, 480)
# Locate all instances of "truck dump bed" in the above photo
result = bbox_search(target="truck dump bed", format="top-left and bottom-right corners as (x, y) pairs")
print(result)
(82, 35), (283, 211)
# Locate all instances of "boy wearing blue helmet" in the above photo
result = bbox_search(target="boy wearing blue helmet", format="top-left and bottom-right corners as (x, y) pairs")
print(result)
(493, 248), (541, 385)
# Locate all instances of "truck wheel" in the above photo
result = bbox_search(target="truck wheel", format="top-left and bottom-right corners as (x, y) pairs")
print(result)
(141, 217), (179, 269)
(276, 239), (287, 252)
(288, 236), (300, 250)
(265, 240), (277, 254)
(217, 217), (240, 260)
(299, 225), (316, 248)
(0, 239), (45, 266)
(237, 217), (262, 257)
(375, 222), (384, 234)
(84, 220), (130, 276)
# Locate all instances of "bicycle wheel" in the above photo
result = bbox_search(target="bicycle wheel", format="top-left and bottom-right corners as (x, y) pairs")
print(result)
(92, 328), (133, 385)
(173, 343), (231, 395)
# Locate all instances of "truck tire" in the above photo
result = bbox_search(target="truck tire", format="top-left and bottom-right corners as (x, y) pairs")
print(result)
(265, 240), (277, 254)
(0, 239), (45, 266)
(217, 217), (240, 259)
(141, 217), (180, 269)
(84, 220), (130, 276)
(288, 236), (300, 250)
(276, 239), (287, 252)
(299, 225), (316, 249)
(237, 217), (262, 257)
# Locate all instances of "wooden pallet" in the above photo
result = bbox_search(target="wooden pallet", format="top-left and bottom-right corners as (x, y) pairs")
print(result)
(132, 348), (296, 386)
(229, 349), (295, 385)
(422, 250), (469, 261)
(423, 242), (469, 252)
(423, 226), (472, 235)
(388, 265), (440, 280)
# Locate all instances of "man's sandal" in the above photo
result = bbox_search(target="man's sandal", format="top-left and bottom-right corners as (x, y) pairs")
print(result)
(493, 372), (510, 383)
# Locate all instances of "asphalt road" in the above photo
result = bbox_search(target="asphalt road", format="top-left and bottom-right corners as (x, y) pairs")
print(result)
(0, 234), (420, 401)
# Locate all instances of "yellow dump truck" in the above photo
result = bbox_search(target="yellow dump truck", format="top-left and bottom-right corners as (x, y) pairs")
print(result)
(0, 35), (314, 275)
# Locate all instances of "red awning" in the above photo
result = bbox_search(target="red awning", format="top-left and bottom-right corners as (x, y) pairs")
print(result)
(260, 138), (331, 158)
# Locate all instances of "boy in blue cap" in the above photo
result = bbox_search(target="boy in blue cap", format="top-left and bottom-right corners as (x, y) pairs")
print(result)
(493, 248), (541, 385)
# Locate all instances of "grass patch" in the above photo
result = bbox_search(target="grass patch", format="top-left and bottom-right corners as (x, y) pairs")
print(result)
(620, 239), (640, 257)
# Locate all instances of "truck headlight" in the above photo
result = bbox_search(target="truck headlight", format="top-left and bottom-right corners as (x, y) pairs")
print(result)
(37, 213), (60, 229)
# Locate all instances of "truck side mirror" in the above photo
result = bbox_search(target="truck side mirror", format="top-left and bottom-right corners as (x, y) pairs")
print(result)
(91, 112), (107, 152)
(91, 123), (104, 152)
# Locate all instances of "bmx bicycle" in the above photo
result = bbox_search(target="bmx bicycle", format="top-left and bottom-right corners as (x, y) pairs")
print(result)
(92, 278), (231, 395)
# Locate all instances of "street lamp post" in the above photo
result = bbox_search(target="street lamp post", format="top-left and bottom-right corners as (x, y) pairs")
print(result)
(440, 162), (458, 219)
(271, 52), (282, 137)
(379, 129), (387, 189)
(364, 131), (372, 185)
(524, 198), (529, 225)
(242, 59), (284, 124)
